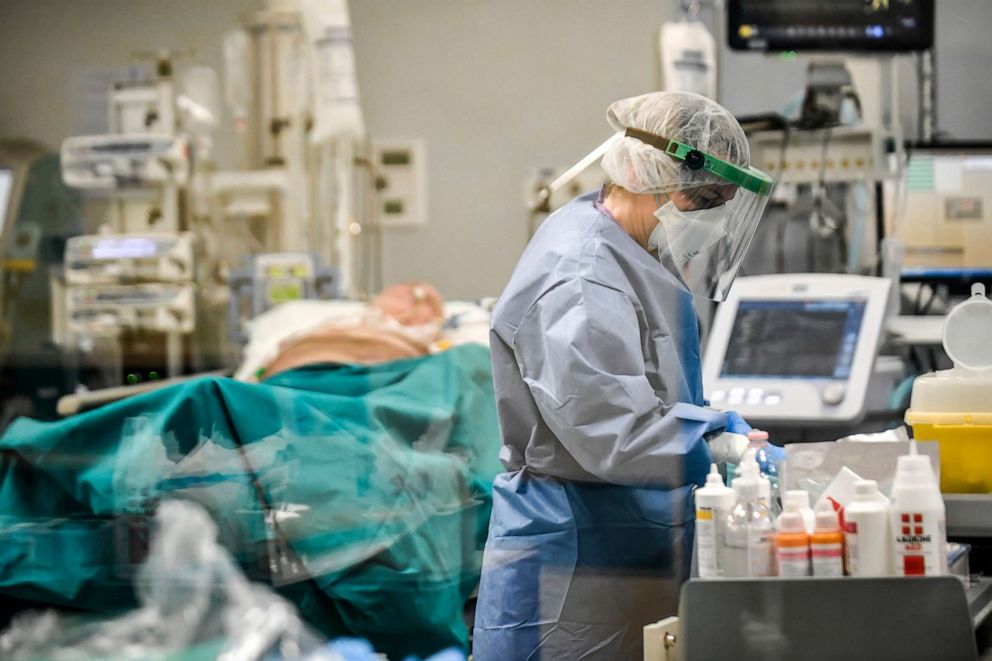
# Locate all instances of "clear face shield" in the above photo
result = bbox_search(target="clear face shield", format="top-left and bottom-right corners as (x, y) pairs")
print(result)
(627, 128), (774, 302)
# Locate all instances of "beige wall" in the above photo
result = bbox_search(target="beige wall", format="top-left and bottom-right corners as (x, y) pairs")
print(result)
(348, 0), (676, 299)
(0, 0), (264, 153)
(0, 0), (675, 300)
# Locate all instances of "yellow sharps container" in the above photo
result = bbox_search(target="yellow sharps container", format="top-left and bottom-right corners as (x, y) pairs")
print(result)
(906, 284), (992, 493)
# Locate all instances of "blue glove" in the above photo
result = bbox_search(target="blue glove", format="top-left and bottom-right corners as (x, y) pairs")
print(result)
(329, 639), (380, 661)
(407, 651), (466, 661)
(723, 410), (752, 436)
(754, 443), (786, 475)
(330, 638), (466, 661)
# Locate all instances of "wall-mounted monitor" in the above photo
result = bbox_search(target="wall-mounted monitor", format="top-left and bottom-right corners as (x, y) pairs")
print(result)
(727, 0), (934, 53)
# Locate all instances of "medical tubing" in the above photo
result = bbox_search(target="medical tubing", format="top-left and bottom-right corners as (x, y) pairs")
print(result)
(213, 393), (301, 580)
(774, 126), (793, 274)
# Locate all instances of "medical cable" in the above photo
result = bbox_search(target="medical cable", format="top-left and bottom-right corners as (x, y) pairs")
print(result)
(774, 125), (793, 273)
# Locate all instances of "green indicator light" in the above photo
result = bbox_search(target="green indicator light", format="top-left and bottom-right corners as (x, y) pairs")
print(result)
(781, 50), (798, 61)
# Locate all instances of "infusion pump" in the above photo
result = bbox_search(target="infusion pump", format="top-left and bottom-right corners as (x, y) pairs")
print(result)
(702, 274), (891, 425)
(66, 283), (195, 335)
(64, 233), (194, 285)
(61, 134), (189, 189)
(61, 233), (197, 337)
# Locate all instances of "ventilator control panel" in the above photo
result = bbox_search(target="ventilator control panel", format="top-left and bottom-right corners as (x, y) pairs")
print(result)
(703, 274), (890, 424)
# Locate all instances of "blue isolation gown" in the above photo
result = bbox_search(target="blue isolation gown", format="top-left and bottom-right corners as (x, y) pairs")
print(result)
(474, 190), (746, 660)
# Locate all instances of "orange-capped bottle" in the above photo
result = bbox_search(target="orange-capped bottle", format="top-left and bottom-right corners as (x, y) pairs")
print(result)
(776, 505), (811, 577)
(811, 500), (845, 577)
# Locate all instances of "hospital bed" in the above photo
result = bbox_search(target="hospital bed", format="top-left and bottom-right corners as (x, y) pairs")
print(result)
(0, 299), (499, 659)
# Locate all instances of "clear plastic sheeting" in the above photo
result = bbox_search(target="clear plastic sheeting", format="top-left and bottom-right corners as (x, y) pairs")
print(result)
(0, 345), (500, 658)
(0, 500), (338, 661)
(783, 438), (939, 504)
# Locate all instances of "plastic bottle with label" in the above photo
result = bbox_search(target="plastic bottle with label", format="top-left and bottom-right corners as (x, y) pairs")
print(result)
(776, 502), (811, 577)
(782, 489), (815, 534)
(811, 500), (845, 577)
(891, 443), (947, 576)
(737, 447), (774, 518)
(696, 464), (736, 578)
(758, 473), (772, 514)
(722, 460), (775, 577)
(844, 479), (892, 576)
(747, 430), (783, 516)
(695, 464), (735, 578)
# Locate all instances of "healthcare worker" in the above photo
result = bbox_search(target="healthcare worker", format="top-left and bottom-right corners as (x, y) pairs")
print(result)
(474, 91), (774, 660)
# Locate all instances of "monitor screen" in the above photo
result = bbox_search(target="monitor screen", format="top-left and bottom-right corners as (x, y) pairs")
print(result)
(720, 299), (866, 379)
(727, 0), (934, 52)
(89, 237), (159, 260)
(0, 168), (13, 238)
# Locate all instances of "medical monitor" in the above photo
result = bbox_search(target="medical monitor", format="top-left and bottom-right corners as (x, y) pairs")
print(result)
(703, 274), (890, 424)
(727, 0), (934, 53)
(721, 300), (867, 380)
(892, 143), (992, 279)
(0, 167), (13, 239)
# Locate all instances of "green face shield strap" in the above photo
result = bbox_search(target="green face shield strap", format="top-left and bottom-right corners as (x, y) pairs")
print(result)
(623, 127), (774, 196)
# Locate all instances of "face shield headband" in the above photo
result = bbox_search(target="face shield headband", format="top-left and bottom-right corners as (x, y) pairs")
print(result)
(623, 127), (774, 195)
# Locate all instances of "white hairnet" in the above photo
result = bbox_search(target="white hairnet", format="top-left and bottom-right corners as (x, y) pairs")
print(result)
(601, 91), (750, 194)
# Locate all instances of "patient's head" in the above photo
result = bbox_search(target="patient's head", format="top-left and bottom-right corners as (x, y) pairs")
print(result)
(372, 282), (444, 326)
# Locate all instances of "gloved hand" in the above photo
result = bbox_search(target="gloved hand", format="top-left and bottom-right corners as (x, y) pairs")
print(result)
(753, 441), (786, 475)
(723, 410), (752, 436)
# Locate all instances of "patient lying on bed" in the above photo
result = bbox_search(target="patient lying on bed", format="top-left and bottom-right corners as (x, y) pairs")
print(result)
(254, 281), (447, 381)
